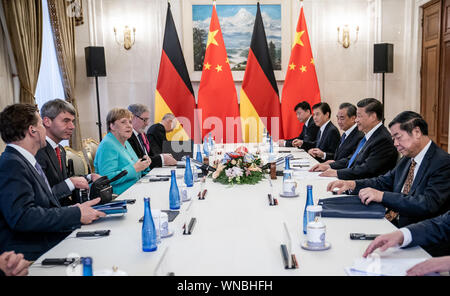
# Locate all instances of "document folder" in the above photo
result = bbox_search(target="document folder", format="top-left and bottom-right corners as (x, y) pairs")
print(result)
(318, 195), (385, 219)
(93, 200), (127, 215)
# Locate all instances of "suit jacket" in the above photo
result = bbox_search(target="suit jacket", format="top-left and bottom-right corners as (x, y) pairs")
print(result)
(353, 141), (450, 227)
(330, 124), (398, 180)
(0, 146), (81, 261)
(285, 117), (319, 147)
(128, 132), (162, 169)
(407, 210), (450, 248)
(35, 141), (73, 205)
(301, 121), (341, 160)
(94, 132), (145, 195)
(325, 127), (365, 161)
(146, 123), (166, 156)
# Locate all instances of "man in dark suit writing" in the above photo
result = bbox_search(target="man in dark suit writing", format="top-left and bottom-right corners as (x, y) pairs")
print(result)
(309, 102), (364, 162)
(311, 98), (398, 179)
(0, 104), (105, 261)
(35, 99), (100, 205)
(362, 211), (450, 275)
(279, 101), (319, 148)
(302, 102), (341, 162)
(127, 104), (176, 168)
(327, 111), (450, 256)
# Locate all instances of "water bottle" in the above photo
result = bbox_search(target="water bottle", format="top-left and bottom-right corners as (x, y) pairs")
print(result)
(208, 132), (213, 147)
(142, 197), (158, 252)
(184, 156), (193, 187)
(169, 170), (180, 210)
(303, 185), (314, 234)
(196, 145), (203, 164)
(82, 257), (93, 276)
(269, 136), (273, 153)
(283, 157), (292, 181)
(262, 128), (267, 145)
(203, 136), (210, 157)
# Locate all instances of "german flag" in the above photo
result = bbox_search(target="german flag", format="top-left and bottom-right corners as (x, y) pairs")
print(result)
(240, 3), (283, 143)
(155, 3), (196, 141)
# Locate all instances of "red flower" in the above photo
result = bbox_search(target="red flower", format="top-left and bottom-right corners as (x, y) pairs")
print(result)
(235, 146), (248, 154)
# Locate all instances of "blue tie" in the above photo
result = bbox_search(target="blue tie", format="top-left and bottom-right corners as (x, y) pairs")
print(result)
(347, 136), (367, 168)
(316, 130), (322, 147)
(339, 133), (347, 147)
(35, 162), (52, 192)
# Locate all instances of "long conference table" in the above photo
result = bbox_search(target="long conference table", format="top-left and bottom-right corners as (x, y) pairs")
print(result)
(29, 144), (432, 276)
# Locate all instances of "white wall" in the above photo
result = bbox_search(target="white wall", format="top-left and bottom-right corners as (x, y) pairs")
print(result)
(74, 0), (431, 144)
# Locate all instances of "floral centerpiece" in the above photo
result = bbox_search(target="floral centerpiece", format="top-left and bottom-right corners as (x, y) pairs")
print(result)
(212, 146), (265, 185)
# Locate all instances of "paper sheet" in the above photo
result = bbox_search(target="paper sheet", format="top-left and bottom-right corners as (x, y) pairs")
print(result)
(346, 256), (429, 276)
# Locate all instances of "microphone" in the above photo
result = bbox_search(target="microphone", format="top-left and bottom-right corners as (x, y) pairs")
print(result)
(105, 170), (128, 185)
(67, 158), (75, 177)
(260, 154), (293, 170)
(189, 158), (216, 172)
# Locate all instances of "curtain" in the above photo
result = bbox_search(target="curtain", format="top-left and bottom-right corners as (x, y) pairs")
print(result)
(0, 18), (14, 153)
(2, 0), (42, 105)
(47, 0), (82, 150)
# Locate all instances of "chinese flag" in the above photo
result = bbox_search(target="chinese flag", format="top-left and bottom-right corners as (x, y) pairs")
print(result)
(281, 4), (321, 140)
(155, 3), (196, 141)
(197, 3), (241, 143)
(240, 3), (283, 143)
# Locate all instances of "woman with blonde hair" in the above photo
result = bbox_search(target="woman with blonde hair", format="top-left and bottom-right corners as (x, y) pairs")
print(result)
(94, 108), (151, 194)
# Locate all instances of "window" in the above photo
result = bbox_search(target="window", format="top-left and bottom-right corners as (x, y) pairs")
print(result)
(35, 0), (65, 110)
(35, 0), (68, 146)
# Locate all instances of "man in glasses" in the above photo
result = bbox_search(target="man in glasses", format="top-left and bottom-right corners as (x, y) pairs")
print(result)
(127, 104), (176, 168)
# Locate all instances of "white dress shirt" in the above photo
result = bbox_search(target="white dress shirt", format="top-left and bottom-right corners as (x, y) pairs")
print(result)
(46, 136), (75, 191)
(317, 120), (330, 160)
(364, 121), (383, 142)
(132, 129), (164, 166)
(398, 140), (432, 247)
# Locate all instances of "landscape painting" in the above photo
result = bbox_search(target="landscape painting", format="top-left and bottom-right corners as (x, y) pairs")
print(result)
(192, 4), (282, 72)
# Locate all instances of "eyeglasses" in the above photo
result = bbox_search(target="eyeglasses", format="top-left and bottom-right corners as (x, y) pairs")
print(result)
(136, 114), (150, 123)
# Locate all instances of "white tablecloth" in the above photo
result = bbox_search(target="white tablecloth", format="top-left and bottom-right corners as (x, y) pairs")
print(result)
(29, 146), (431, 276)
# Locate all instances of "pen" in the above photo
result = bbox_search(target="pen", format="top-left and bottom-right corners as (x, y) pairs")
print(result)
(188, 217), (197, 234)
(280, 245), (289, 269)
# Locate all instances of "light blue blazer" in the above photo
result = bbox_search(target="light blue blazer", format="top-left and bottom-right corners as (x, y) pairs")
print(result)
(94, 132), (147, 195)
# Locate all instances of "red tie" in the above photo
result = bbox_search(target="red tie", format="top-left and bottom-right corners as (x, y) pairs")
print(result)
(140, 133), (150, 153)
(55, 146), (62, 170)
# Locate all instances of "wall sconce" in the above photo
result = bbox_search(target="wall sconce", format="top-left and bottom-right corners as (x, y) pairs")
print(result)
(113, 26), (136, 50)
(337, 25), (359, 48)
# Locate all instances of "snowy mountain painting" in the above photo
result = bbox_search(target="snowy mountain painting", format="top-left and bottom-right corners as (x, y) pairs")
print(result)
(192, 4), (281, 71)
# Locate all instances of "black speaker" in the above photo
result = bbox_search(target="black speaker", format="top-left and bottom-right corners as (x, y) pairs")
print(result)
(85, 46), (107, 77)
(374, 43), (393, 73)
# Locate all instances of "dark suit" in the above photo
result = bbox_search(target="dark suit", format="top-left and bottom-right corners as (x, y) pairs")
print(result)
(128, 132), (162, 169)
(301, 121), (341, 160)
(146, 123), (166, 156)
(285, 116), (319, 147)
(35, 141), (73, 205)
(325, 127), (365, 161)
(0, 146), (81, 261)
(330, 124), (398, 180)
(407, 211), (450, 248)
(353, 141), (450, 228)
